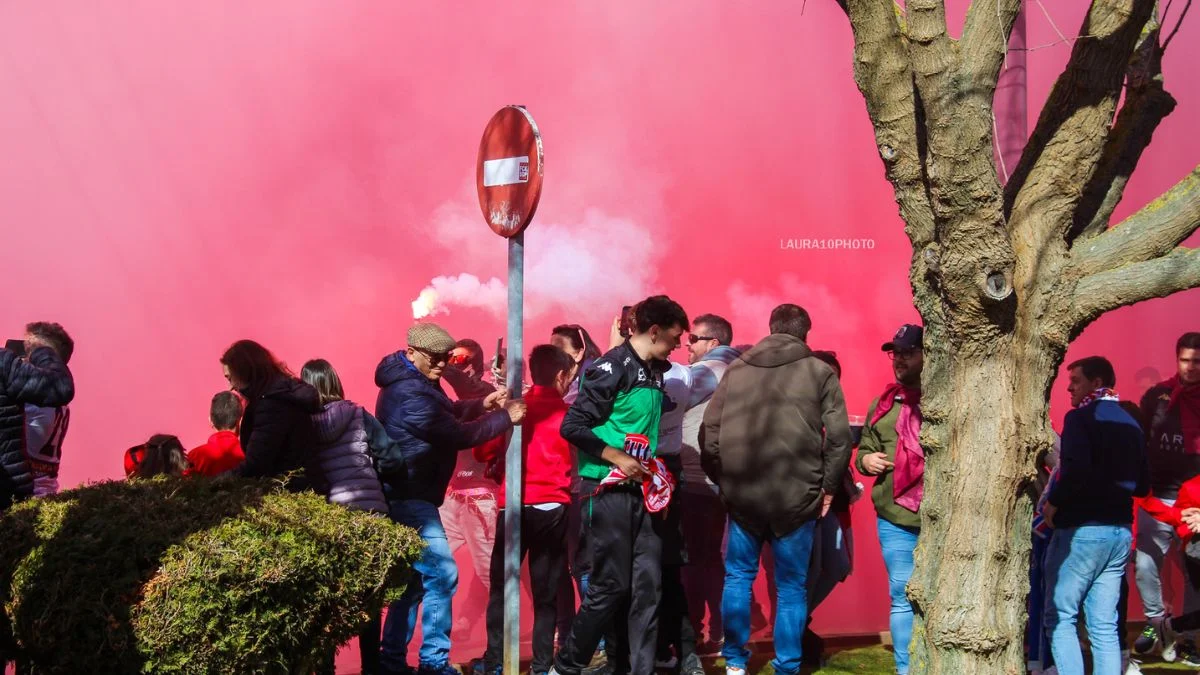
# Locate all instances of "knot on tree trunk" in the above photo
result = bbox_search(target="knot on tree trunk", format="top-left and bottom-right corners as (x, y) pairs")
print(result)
(927, 618), (1010, 655)
(983, 269), (1013, 301)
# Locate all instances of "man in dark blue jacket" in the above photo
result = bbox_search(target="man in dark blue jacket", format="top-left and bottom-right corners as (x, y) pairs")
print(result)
(1042, 356), (1149, 675)
(374, 322), (525, 675)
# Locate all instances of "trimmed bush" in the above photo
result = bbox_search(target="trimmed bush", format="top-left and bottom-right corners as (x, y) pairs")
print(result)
(0, 477), (421, 674)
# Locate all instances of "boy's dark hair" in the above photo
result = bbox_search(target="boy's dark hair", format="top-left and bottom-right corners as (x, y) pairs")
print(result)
(693, 314), (733, 346)
(209, 391), (243, 431)
(1068, 356), (1116, 388)
(811, 350), (842, 378)
(633, 295), (690, 334)
(769, 304), (812, 341)
(1178, 332), (1200, 354)
(25, 322), (74, 364)
(530, 344), (576, 387)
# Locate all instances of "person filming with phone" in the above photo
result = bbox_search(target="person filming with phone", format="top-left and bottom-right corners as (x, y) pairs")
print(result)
(1, 323), (75, 511)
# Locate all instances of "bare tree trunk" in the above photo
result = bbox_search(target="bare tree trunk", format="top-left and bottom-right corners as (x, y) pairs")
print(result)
(908, 341), (1059, 673)
(836, 0), (1200, 672)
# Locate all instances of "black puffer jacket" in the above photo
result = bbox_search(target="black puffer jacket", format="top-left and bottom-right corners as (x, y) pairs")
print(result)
(0, 346), (74, 509)
(235, 376), (324, 493)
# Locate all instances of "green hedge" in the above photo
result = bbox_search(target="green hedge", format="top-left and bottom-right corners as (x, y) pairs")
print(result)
(0, 477), (422, 674)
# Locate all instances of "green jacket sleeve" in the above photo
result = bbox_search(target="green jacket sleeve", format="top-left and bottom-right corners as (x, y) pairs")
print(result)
(854, 398), (882, 474)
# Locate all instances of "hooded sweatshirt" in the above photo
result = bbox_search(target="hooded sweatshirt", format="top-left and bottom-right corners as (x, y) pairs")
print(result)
(700, 333), (853, 538)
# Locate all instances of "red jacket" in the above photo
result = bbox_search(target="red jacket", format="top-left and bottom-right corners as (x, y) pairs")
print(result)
(474, 386), (572, 508)
(187, 431), (246, 477)
(1142, 476), (1200, 540)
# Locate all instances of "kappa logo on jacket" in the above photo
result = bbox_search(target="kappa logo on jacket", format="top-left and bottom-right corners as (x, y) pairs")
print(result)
(597, 362), (613, 374)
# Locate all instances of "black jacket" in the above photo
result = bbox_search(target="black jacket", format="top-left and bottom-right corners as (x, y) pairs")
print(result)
(373, 351), (511, 506)
(235, 376), (323, 492)
(1141, 382), (1200, 499)
(1048, 399), (1149, 528)
(0, 346), (74, 509)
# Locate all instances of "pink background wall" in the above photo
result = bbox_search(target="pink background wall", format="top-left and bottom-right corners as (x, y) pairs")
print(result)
(2, 0), (1198, 658)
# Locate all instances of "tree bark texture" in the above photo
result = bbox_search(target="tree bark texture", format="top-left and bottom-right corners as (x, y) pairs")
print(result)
(840, 0), (1200, 672)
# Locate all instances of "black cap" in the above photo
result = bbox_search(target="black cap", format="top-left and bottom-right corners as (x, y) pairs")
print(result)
(882, 324), (923, 352)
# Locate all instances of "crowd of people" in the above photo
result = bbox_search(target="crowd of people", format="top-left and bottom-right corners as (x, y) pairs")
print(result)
(0, 309), (1198, 675)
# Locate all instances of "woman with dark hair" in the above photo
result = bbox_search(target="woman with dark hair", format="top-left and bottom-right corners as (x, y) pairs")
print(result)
(300, 358), (389, 514)
(220, 340), (322, 491)
(300, 358), (394, 675)
(549, 324), (604, 652)
(550, 324), (601, 405)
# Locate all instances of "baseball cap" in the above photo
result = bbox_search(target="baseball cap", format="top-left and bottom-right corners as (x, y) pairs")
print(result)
(882, 324), (924, 352)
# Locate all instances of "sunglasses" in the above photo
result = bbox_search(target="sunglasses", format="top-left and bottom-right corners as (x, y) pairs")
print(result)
(448, 352), (472, 367)
(688, 334), (718, 345)
(413, 347), (452, 365)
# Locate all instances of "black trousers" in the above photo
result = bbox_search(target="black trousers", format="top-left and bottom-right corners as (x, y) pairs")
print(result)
(680, 489), (726, 643)
(556, 486), (662, 675)
(656, 456), (695, 663)
(483, 504), (568, 673)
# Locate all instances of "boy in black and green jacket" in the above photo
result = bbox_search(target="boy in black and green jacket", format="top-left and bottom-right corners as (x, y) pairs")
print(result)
(553, 296), (689, 675)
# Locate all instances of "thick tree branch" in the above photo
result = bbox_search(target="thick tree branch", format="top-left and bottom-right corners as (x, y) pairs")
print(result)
(1071, 247), (1200, 327)
(1070, 15), (1177, 243)
(1074, 166), (1200, 275)
(844, 0), (936, 248)
(959, 0), (1023, 91)
(1003, 0), (1157, 222)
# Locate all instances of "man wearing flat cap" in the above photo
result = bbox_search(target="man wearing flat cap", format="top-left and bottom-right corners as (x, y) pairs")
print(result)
(374, 322), (527, 675)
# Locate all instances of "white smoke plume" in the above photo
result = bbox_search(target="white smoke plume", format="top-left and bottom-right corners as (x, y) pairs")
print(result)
(411, 199), (660, 320)
(727, 275), (865, 346)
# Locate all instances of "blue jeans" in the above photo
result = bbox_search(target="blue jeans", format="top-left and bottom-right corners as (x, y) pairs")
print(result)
(877, 517), (919, 675)
(380, 499), (459, 670)
(721, 518), (815, 675)
(1044, 524), (1132, 675)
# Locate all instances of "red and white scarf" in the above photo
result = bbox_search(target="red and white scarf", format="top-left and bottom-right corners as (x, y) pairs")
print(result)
(1077, 387), (1119, 408)
(594, 434), (675, 512)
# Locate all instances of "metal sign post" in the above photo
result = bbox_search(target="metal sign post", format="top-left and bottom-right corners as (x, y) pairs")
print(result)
(476, 105), (543, 674)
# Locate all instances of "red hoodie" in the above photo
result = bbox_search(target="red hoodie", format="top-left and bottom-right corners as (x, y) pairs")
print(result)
(1142, 476), (1200, 540)
(475, 385), (572, 508)
(186, 430), (245, 477)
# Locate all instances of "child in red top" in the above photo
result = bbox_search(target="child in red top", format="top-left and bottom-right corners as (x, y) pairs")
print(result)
(473, 344), (577, 675)
(1143, 474), (1200, 653)
(186, 391), (246, 477)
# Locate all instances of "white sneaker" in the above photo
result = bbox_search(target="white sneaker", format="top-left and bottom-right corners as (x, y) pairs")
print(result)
(725, 667), (746, 675)
(1163, 616), (1179, 662)
(655, 656), (678, 669)
(1123, 657), (1143, 674)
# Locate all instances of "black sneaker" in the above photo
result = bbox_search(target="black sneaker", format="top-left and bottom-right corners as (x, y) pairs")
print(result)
(1133, 623), (1159, 655)
(1178, 641), (1200, 667)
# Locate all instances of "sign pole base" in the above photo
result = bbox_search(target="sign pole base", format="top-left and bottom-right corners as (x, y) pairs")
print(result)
(502, 232), (524, 675)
